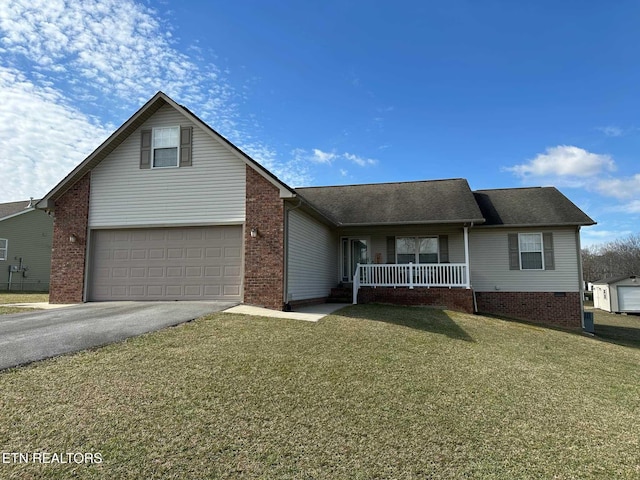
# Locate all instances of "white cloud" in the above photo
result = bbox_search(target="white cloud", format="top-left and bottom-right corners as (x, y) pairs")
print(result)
(594, 174), (640, 200)
(506, 145), (615, 180)
(343, 152), (377, 167)
(311, 149), (337, 164)
(0, 66), (109, 202)
(612, 200), (640, 213)
(597, 125), (624, 137)
(0, 0), (318, 200)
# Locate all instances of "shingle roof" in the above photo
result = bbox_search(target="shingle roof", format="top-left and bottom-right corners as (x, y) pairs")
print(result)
(296, 179), (485, 226)
(593, 274), (638, 285)
(473, 187), (595, 227)
(0, 200), (34, 221)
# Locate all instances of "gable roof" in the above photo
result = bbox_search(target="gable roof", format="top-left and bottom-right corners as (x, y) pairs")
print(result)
(593, 274), (638, 285)
(0, 199), (36, 222)
(473, 187), (596, 227)
(37, 91), (295, 210)
(296, 179), (485, 226)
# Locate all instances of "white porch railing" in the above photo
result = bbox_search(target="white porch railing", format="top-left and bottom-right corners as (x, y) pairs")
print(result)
(352, 262), (468, 305)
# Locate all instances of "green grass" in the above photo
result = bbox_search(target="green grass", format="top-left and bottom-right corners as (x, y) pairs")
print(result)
(592, 306), (640, 348)
(0, 305), (639, 479)
(0, 292), (49, 304)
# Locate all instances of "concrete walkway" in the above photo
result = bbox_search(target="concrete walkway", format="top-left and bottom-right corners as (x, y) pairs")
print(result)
(224, 303), (349, 322)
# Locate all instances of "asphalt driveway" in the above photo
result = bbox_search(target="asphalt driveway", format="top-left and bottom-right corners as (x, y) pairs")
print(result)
(0, 301), (236, 370)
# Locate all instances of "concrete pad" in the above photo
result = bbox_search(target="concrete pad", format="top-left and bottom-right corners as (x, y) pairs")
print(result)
(3, 302), (76, 310)
(223, 303), (349, 322)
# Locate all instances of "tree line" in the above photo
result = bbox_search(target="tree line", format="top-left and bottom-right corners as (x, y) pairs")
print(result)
(582, 233), (640, 283)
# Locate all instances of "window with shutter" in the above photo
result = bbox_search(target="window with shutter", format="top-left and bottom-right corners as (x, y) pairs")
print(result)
(0, 238), (7, 261)
(140, 126), (193, 169)
(508, 233), (555, 270)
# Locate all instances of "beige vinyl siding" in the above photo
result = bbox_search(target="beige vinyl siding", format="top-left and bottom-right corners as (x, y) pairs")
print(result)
(0, 210), (53, 291)
(89, 104), (246, 228)
(287, 209), (337, 301)
(470, 227), (580, 292)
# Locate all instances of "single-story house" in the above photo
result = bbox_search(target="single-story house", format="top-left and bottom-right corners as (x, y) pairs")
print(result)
(37, 91), (595, 330)
(0, 199), (54, 291)
(593, 275), (640, 313)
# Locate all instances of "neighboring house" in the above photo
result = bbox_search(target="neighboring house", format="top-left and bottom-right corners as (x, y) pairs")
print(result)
(37, 92), (595, 330)
(593, 276), (640, 313)
(0, 199), (54, 291)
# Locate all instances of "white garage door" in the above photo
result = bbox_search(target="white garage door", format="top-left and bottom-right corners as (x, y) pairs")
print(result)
(89, 226), (243, 301)
(618, 286), (640, 312)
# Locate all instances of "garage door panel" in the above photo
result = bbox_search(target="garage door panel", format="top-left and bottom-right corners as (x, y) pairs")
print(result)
(619, 286), (640, 312)
(90, 226), (243, 301)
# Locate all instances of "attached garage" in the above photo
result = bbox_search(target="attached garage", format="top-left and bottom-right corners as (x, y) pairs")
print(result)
(593, 275), (640, 313)
(89, 226), (243, 301)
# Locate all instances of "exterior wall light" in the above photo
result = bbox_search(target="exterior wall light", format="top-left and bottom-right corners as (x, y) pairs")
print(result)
(250, 228), (258, 238)
(69, 234), (77, 243)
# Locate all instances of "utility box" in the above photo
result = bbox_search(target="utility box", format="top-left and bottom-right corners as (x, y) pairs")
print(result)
(9, 265), (19, 273)
(583, 311), (594, 334)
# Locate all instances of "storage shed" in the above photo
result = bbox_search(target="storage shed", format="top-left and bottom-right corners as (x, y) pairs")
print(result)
(593, 275), (640, 313)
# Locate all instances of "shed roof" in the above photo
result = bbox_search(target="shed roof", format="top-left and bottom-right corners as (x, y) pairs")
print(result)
(296, 179), (485, 226)
(473, 187), (596, 227)
(0, 200), (35, 221)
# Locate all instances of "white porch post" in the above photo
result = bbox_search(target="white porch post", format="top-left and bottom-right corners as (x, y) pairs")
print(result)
(464, 226), (471, 289)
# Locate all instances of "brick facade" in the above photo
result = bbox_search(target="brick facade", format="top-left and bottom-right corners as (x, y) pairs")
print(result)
(475, 291), (582, 329)
(243, 166), (285, 309)
(358, 287), (475, 314)
(49, 174), (91, 304)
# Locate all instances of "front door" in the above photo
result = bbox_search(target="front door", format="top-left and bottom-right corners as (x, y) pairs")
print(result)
(341, 237), (369, 282)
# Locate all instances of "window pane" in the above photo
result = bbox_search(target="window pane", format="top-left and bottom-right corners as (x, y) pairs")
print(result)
(521, 252), (543, 269)
(153, 148), (178, 167)
(418, 238), (438, 263)
(519, 233), (542, 252)
(396, 237), (415, 263)
(154, 127), (179, 148)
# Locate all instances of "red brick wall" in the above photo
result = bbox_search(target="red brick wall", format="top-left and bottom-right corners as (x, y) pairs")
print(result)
(358, 287), (475, 314)
(244, 166), (284, 309)
(49, 174), (91, 304)
(475, 291), (582, 329)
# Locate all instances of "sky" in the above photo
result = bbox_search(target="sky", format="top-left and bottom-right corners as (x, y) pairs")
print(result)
(1, 0), (639, 247)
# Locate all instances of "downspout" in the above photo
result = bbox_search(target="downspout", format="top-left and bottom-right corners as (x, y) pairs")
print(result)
(576, 226), (586, 330)
(282, 197), (303, 311)
(465, 222), (479, 313)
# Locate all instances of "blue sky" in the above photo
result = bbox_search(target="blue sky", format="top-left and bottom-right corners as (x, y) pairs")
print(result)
(1, 0), (639, 246)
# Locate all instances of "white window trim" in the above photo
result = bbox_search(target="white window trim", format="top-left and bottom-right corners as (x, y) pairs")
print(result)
(395, 236), (439, 264)
(151, 126), (180, 169)
(518, 232), (544, 270)
(0, 238), (7, 261)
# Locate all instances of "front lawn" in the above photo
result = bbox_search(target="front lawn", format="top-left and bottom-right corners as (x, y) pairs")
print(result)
(0, 292), (49, 304)
(0, 305), (638, 478)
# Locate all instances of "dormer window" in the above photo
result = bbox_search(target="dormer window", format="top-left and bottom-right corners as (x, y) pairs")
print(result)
(152, 127), (180, 168)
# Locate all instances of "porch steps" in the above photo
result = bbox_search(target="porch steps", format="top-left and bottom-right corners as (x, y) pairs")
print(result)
(328, 287), (353, 303)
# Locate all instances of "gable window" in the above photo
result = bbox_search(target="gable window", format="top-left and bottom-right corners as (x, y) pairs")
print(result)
(0, 239), (7, 261)
(508, 232), (555, 271)
(396, 237), (438, 264)
(152, 127), (180, 168)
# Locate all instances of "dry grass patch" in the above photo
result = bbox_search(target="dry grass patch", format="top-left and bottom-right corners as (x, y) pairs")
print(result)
(0, 293), (49, 304)
(0, 305), (638, 478)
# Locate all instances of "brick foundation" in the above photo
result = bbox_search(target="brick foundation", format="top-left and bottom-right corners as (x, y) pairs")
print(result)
(49, 174), (91, 304)
(243, 166), (285, 309)
(358, 287), (474, 314)
(475, 291), (582, 330)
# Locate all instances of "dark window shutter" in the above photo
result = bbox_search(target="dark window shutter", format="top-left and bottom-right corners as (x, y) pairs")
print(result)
(386, 237), (395, 263)
(140, 129), (152, 169)
(180, 126), (193, 167)
(543, 232), (555, 270)
(508, 233), (520, 270)
(439, 235), (449, 263)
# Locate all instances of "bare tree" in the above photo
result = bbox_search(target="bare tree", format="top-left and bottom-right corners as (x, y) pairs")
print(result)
(582, 233), (640, 282)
